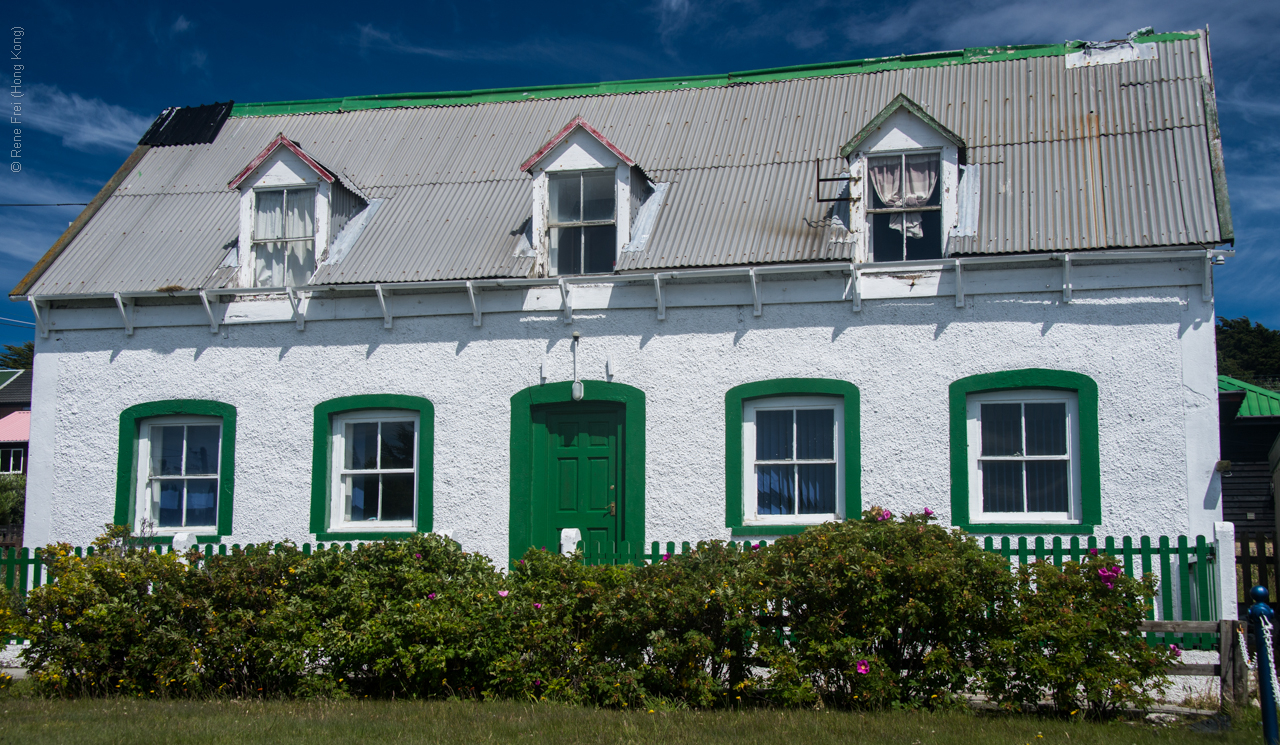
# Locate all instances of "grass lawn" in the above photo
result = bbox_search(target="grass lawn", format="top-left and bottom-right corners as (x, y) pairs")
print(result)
(0, 699), (1260, 745)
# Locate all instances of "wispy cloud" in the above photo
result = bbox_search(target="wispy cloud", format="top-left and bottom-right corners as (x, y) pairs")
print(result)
(355, 24), (521, 61)
(21, 85), (152, 154)
(171, 15), (192, 34)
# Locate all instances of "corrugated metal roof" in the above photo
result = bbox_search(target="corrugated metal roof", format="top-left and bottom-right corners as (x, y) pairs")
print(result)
(22, 33), (1227, 295)
(1221, 376), (1280, 418)
(0, 411), (29, 443)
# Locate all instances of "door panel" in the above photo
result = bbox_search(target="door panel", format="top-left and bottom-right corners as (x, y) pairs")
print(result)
(532, 403), (623, 552)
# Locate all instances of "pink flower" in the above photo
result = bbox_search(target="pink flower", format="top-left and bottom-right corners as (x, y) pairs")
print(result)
(876, 510), (892, 522)
(856, 660), (870, 674)
(1169, 644), (1182, 658)
(923, 508), (934, 517)
(498, 590), (509, 597)
(662, 553), (671, 562)
(1089, 548), (1099, 556)
(427, 592), (436, 599)
(414, 553), (422, 559)
(534, 603), (542, 610)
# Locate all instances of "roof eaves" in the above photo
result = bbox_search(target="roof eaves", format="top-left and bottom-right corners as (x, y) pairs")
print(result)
(838, 93), (966, 159)
(227, 133), (336, 190)
(228, 31), (1200, 118)
(1219, 376), (1280, 418)
(520, 116), (637, 173)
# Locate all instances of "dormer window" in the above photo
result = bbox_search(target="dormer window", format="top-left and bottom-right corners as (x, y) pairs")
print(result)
(549, 171), (617, 274)
(252, 187), (316, 287)
(867, 152), (941, 262)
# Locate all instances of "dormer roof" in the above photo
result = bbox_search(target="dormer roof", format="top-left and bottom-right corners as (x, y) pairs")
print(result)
(520, 117), (636, 173)
(228, 133), (336, 190)
(839, 94), (965, 159)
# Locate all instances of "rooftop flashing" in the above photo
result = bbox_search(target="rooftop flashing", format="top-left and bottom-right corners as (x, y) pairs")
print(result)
(230, 31), (1200, 118)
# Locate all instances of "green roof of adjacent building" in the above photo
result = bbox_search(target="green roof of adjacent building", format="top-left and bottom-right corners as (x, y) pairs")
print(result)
(1220, 376), (1280, 418)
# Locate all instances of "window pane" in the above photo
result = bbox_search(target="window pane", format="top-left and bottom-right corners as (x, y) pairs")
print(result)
(1026, 461), (1069, 512)
(157, 480), (184, 527)
(755, 410), (793, 460)
(1024, 403), (1067, 456)
(795, 409), (834, 460)
(549, 173), (581, 223)
(185, 479), (217, 526)
(980, 403), (1023, 456)
(254, 191), (283, 240)
(581, 171), (615, 222)
(347, 474), (376, 521)
(871, 212), (903, 262)
(153, 426), (185, 476)
(345, 422), (379, 470)
(381, 421), (415, 470)
(284, 240), (315, 286)
(981, 461), (1025, 512)
(1, 450), (10, 472)
(381, 473), (415, 521)
(756, 465), (794, 515)
(868, 156), (902, 209)
(185, 425), (220, 475)
(553, 226), (582, 275)
(798, 464), (835, 514)
(582, 224), (616, 274)
(904, 210), (942, 261)
(254, 242), (285, 287)
(284, 188), (315, 239)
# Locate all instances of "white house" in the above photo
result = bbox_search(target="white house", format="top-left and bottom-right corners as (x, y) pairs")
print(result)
(12, 30), (1236, 598)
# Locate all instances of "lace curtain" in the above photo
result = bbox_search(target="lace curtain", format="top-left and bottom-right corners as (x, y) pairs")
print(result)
(868, 154), (938, 239)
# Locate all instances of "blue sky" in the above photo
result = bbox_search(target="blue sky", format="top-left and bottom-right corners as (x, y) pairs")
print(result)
(1, 0), (1276, 348)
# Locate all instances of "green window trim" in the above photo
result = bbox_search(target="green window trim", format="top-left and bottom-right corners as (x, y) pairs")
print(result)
(310, 394), (435, 542)
(725, 378), (861, 536)
(949, 369), (1100, 535)
(509, 380), (646, 565)
(114, 399), (237, 544)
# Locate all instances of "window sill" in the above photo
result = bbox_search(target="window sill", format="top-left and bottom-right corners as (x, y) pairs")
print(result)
(314, 529), (419, 542)
(957, 521), (1093, 535)
(732, 523), (832, 537)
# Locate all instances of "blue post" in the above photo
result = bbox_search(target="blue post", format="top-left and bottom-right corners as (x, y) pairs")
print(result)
(1249, 585), (1278, 745)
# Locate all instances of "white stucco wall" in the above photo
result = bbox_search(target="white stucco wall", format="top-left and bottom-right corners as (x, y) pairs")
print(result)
(23, 258), (1221, 570)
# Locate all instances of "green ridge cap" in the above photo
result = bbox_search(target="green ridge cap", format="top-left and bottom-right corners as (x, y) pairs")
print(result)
(230, 31), (1200, 118)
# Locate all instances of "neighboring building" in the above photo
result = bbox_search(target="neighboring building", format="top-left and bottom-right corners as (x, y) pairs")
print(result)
(10, 31), (1235, 587)
(1218, 376), (1280, 536)
(0, 370), (30, 475)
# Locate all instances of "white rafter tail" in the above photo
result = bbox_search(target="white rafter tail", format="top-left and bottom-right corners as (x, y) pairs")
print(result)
(199, 290), (220, 333)
(467, 280), (482, 327)
(559, 277), (572, 324)
(539, 359), (547, 385)
(954, 259), (965, 308)
(750, 267), (762, 317)
(374, 284), (393, 329)
(847, 263), (862, 312)
(113, 291), (134, 336)
(28, 296), (48, 338)
(606, 354), (614, 380)
(1202, 248), (1214, 303)
(653, 274), (666, 321)
(286, 287), (305, 331)
(1062, 254), (1073, 303)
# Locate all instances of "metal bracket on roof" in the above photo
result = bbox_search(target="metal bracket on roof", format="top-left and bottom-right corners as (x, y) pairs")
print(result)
(653, 274), (666, 321)
(749, 268), (762, 317)
(374, 284), (393, 329)
(954, 259), (965, 308)
(559, 278), (572, 324)
(466, 281), (482, 327)
(1062, 254), (1073, 304)
(27, 297), (49, 338)
(845, 263), (861, 312)
(286, 287), (305, 331)
(1202, 248), (1214, 302)
(113, 292), (134, 336)
(198, 290), (220, 333)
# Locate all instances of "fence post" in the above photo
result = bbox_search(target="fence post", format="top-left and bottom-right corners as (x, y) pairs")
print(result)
(1248, 585), (1278, 745)
(1215, 522), (1238, 621)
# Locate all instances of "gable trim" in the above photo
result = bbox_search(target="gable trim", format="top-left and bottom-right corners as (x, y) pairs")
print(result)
(227, 133), (336, 190)
(839, 94), (966, 159)
(520, 116), (636, 173)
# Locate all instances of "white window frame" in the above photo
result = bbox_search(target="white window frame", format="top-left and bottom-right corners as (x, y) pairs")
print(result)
(234, 145), (332, 289)
(328, 409), (419, 533)
(546, 169), (618, 276)
(864, 148), (944, 262)
(966, 389), (1082, 525)
(250, 186), (317, 288)
(134, 415), (222, 533)
(742, 395), (844, 526)
(0, 447), (23, 473)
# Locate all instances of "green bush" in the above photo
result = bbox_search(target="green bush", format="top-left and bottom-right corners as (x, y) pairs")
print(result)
(16, 519), (1173, 713)
(0, 473), (24, 524)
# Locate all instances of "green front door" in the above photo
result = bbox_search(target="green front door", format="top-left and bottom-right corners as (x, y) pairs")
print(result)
(530, 403), (624, 553)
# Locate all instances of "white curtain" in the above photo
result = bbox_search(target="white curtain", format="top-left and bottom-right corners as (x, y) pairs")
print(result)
(869, 155), (938, 239)
(253, 188), (315, 286)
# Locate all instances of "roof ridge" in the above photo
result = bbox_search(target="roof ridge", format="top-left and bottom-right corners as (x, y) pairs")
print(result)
(230, 31), (1200, 118)
(1220, 375), (1280, 401)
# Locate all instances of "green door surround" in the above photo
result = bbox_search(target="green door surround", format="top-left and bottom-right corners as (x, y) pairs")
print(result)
(509, 381), (645, 566)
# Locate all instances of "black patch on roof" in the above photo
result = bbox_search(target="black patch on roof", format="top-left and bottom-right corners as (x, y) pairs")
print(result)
(138, 101), (234, 147)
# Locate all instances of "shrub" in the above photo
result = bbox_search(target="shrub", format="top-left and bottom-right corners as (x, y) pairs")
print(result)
(0, 473), (24, 524)
(757, 508), (1014, 709)
(981, 552), (1174, 716)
